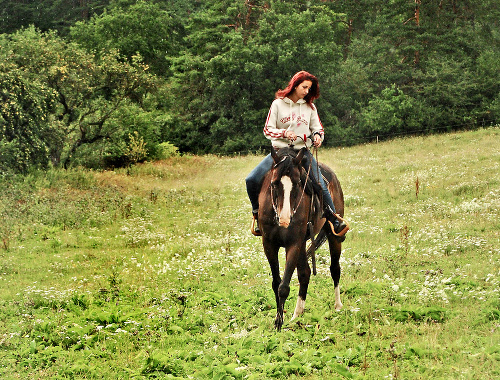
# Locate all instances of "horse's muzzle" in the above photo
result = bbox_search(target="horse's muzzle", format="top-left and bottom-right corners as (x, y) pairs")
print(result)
(279, 220), (290, 228)
(278, 213), (291, 228)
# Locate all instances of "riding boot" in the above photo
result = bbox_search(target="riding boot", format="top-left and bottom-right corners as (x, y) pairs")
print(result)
(323, 205), (349, 241)
(251, 211), (262, 236)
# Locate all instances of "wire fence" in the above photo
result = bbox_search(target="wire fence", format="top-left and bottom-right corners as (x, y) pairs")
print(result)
(330, 119), (499, 147)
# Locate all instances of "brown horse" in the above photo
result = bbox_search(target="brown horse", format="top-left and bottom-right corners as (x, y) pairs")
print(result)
(258, 146), (345, 330)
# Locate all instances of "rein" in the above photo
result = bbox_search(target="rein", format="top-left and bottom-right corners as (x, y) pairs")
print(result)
(294, 151), (311, 216)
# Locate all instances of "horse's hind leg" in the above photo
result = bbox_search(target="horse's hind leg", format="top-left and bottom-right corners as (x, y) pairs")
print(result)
(327, 234), (343, 311)
(291, 248), (311, 321)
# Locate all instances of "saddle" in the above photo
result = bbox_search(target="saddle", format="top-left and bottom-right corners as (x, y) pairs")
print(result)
(303, 168), (325, 240)
(304, 167), (349, 241)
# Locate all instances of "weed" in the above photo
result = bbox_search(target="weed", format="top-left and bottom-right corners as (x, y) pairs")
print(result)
(2, 237), (8, 251)
(399, 224), (410, 256)
(415, 176), (420, 199)
(361, 306), (372, 374)
(107, 268), (121, 301)
(388, 339), (400, 379)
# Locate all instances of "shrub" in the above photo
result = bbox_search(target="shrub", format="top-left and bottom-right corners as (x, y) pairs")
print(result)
(155, 142), (180, 160)
(124, 131), (148, 165)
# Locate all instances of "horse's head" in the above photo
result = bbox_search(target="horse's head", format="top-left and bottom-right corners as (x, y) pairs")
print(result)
(270, 147), (307, 228)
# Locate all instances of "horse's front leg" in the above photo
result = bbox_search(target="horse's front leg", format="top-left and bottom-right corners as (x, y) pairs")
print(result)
(275, 245), (300, 331)
(291, 245), (310, 321)
(263, 239), (282, 326)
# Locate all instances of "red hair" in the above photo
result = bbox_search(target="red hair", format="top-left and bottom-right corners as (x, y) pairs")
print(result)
(275, 71), (320, 107)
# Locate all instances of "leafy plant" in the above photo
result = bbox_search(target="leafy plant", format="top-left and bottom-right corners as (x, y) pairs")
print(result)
(124, 131), (148, 165)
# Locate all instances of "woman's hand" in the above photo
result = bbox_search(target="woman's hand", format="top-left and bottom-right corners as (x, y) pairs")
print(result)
(313, 134), (322, 147)
(285, 130), (297, 142)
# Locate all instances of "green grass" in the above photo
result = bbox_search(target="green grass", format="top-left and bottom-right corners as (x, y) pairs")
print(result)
(1, 127), (499, 379)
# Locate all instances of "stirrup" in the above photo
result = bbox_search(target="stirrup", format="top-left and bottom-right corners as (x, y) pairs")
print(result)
(251, 215), (262, 236)
(328, 214), (349, 237)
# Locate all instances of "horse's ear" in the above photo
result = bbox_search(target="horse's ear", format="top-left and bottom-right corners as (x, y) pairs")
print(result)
(294, 147), (307, 166)
(271, 146), (279, 164)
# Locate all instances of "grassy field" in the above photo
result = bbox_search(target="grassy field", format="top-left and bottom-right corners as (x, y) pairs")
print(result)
(0, 127), (499, 379)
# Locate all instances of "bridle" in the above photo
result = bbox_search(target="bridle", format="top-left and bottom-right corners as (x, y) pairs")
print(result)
(270, 137), (316, 224)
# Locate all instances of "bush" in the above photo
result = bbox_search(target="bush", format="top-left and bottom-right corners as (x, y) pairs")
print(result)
(155, 142), (180, 160)
(359, 84), (423, 139)
(124, 131), (148, 165)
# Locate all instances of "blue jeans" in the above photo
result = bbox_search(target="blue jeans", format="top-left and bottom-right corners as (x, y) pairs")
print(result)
(245, 151), (336, 213)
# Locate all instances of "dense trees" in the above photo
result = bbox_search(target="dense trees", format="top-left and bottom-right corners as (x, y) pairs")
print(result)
(0, 0), (109, 35)
(1, 0), (498, 172)
(70, 1), (185, 75)
(164, 1), (347, 153)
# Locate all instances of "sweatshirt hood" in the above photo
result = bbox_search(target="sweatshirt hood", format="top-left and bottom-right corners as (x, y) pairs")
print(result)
(282, 97), (306, 105)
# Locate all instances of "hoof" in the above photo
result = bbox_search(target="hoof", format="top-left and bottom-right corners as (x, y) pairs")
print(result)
(274, 312), (284, 331)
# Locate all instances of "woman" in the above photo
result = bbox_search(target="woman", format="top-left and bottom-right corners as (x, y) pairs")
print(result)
(246, 70), (348, 237)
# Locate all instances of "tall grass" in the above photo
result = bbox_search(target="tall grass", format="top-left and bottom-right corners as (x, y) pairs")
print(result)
(0, 127), (499, 379)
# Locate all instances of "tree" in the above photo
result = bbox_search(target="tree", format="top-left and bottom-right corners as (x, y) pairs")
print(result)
(324, 0), (499, 140)
(0, 63), (57, 173)
(0, 0), (109, 35)
(0, 27), (157, 170)
(360, 84), (422, 138)
(2, 0), (498, 160)
(70, 1), (185, 75)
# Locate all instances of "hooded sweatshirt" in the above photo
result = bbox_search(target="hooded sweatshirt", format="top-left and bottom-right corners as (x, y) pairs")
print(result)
(263, 97), (324, 150)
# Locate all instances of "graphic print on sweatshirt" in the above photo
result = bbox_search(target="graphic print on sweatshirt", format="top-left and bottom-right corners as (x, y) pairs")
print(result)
(279, 113), (309, 128)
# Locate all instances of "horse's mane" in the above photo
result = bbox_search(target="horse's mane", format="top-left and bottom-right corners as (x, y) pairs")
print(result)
(276, 147), (297, 159)
(273, 147), (297, 180)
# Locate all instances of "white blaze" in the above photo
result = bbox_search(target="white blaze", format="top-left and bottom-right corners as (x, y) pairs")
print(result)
(279, 176), (292, 227)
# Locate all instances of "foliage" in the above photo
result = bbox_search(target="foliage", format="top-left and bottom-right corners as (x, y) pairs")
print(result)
(0, 128), (499, 378)
(360, 84), (423, 138)
(123, 131), (148, 165)
(0, 0), (109, 35)
(1, 0), (499, 166)
(0, 63), (58, 173)
(0, 26), (157, 171)
(70, 1), (185, 75)
(155, 142), (180, 160)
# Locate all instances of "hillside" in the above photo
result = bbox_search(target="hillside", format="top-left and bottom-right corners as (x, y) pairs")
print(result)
(0, 127), (499, 378)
